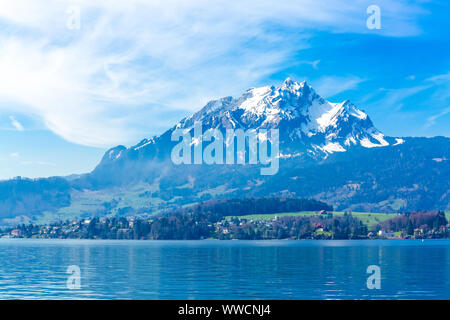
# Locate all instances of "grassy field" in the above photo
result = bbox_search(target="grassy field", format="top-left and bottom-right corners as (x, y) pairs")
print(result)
(226, 211), (399, 229)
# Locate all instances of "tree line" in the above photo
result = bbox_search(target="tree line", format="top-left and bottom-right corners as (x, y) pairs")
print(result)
(377, 211), (447, 236)
(173, 197), (333, 216)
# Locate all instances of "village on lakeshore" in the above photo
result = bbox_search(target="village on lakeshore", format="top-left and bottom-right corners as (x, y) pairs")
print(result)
(2, 208), (449, 240)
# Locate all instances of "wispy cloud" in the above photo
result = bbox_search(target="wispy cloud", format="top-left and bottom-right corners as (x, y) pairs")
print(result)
(425, 107), (450, 128)
(0, 0), (428, 147)
(425, 72), (450, 104)
(9, 116), (24, 131)
(426, 72), (450, 83)
(313, 76), (366, 98)
(361, 70), (450, 133)
(20, 160), (56, 166)
(378, 85), (432, 111)
(297, 59), (321, 70)
(423, 72), (450, 128)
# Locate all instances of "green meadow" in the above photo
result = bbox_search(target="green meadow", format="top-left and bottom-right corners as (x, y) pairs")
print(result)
(226, 211), (399, 229)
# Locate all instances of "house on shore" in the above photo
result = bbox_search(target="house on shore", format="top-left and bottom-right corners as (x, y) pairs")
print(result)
(377, 230), (395, 238)
(11, 229), (22, 237)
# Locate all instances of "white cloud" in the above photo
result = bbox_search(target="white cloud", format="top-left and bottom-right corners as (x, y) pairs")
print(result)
(312, 76), (366, 98)
(0, 0), (427, 147)
(9, 152), (20, 158)
(9, 116), (24, 131)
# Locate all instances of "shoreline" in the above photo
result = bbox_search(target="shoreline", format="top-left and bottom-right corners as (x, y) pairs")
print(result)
(0, 237), (447, 241)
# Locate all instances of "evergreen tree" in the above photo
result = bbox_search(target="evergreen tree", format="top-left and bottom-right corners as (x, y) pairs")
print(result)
(406, 220), (414, 236)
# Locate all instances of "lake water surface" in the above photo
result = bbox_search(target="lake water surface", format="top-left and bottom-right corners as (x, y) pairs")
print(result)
(0, 239), (449, 299)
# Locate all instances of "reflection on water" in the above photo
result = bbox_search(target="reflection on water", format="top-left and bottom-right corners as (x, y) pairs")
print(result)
(0, 239), (449, 299)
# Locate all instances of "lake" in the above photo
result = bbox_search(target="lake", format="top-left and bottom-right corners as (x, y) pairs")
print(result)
(0, 239), (449, 299)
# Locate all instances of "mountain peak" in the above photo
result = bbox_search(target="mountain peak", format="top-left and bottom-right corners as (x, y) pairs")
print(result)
(282, 77), (307, 86)
(125, 78), (393, 162)
(282, 77), (294, 85)
(280, 77), (306, 91)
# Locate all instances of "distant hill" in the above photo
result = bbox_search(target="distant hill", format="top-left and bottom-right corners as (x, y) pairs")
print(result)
(173, 197), (333, 217)
(0, 177), (70, 224)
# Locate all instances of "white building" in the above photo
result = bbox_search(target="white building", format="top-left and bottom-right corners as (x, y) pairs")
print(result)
(378, 230), (395, 238)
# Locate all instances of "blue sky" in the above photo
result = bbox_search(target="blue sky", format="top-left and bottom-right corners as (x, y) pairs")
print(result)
(0, 0), (449, 179)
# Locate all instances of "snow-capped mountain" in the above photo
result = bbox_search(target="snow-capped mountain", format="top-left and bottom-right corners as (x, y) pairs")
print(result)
(105, 78), (398, 165)
(2, 79), (449, 224)
(86, 78), (446, 214)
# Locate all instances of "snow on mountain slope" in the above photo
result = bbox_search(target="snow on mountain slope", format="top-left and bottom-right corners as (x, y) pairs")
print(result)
(107, 78), (394, 162)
